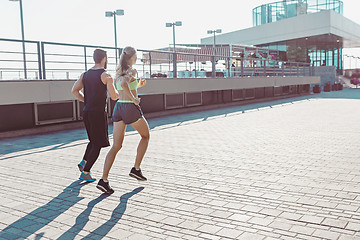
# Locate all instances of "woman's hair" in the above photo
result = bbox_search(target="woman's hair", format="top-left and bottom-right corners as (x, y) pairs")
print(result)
(116, 46), (136, 80)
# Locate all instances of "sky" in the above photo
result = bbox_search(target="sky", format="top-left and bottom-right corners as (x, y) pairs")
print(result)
(1, 0), (360, 66)
(0, 0), (280, 50)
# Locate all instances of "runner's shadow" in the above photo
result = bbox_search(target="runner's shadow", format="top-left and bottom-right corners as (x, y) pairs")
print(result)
(0, 180), (88, 240)
(80, 187), (144, 240)
(57, 193), (110, 240)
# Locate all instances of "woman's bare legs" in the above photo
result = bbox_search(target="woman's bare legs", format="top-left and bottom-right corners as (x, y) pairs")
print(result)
(130, 118), (150, 169)
(101, 121), (126, 181)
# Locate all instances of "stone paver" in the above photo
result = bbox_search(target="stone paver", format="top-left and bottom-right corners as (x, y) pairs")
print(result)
(0, 89), (360, 239)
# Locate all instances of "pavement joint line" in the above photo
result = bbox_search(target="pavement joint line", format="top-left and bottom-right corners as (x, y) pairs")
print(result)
(1, 181), (356, 230)
(1, 168), (358, 212)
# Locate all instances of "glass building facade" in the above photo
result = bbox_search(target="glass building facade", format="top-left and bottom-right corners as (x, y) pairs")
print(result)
(258, 39), (342, 70)
(253, 0), (343, 26)
(252, 0), (344, 72)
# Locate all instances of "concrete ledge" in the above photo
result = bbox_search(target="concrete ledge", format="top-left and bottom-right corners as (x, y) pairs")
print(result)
(0, 93), (312, 140)
(0, 77), (316, 133)
(138, 76), (319, 95)
(0, 76), (319, 105)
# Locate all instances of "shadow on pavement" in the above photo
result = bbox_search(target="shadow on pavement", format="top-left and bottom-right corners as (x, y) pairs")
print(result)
(0, 128), (89, 157)
(79, 187), (144, 240)
(313, 88), (360, 99)
(57, 193), (110, 240)
(0, 180), (89, 239)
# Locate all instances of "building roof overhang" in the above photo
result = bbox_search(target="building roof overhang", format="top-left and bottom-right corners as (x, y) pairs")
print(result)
(201, 10), (360, 48)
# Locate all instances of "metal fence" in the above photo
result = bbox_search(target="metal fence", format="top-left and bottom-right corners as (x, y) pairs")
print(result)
(0, 38), (313, 80)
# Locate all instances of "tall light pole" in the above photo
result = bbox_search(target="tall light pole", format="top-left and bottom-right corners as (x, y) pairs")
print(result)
(207, 29), (222, 77)
(105, 9), (124, 65)
(10, 0), (27, 79)
(166, 21), (182, 78)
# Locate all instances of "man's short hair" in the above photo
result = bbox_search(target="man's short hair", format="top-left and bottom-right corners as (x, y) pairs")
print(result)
(93, 49), (107, 63)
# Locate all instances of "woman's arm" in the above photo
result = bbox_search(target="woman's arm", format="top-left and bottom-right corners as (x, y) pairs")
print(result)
(137, 77), (147, 88)
(71, 73), (85, 102)
(129, 68), (146, 89)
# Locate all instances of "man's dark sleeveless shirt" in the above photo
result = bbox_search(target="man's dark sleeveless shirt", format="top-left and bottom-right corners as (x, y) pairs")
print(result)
(82, 69), (107, 112)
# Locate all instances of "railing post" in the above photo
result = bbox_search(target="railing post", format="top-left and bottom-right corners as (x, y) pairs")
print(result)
(241, 58), (244, 77)
(263, 60), (266, 76)
(149, 52), (152, 78)
(303, 64), (306, 76)
(41, 42), (46, 80)
(227, 58), (230, 78)
(194, 55), (197, 78)
(229, 57), (232, 77)
(253, 59), (256, 76)
(21, 40), (27, 79)
(37, 41), (42, 79)
(297, 63), (299, 76)
(282, 62), (285, 76)
(173, 52), (177, 78)
(211, 56), (216, 78)
(84, 46), (87, 71)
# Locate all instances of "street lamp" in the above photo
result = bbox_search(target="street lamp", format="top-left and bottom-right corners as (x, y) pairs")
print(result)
(10, 0), (27, 79)
(166, 21), (182, 52)
(166, 21), (182, 78)
(105, 9), (124, 65)
(207, 29), (222, 77)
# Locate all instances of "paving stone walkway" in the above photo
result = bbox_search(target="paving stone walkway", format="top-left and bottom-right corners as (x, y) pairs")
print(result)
(0, 89), (359, 240)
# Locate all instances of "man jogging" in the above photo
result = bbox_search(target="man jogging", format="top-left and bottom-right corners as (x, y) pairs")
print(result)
(72, 49), (119, 182)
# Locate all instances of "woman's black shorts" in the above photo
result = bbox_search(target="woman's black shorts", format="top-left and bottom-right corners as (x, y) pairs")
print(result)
(112, 102), (143, 124)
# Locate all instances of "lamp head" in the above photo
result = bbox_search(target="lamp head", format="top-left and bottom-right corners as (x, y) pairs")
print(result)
(105, 11), (114, 17)
(116, 9), (124, 16)
(216, 29), (222, 33)
(175, 21), (182, 26)
(207, 30), (213, 34)
(166, 23), (172, 27)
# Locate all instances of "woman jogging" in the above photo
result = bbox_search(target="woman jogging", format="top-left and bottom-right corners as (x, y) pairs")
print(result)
(97, 46), (150, 194)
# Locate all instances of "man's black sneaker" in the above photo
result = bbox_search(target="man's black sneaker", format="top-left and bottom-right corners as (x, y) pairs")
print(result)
(129, 167), (147, 181)
(96, 179), (114, 194)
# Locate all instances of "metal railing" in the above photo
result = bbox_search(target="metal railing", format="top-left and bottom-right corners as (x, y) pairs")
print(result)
(0, 38), (313, 80)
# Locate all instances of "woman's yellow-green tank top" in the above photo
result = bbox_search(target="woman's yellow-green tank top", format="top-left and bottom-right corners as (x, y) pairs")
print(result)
(116, 79), (138, 91)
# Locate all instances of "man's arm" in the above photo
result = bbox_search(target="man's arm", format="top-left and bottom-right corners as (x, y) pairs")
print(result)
(71, 73), (85, 102)
(101, 72), (119, 100)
